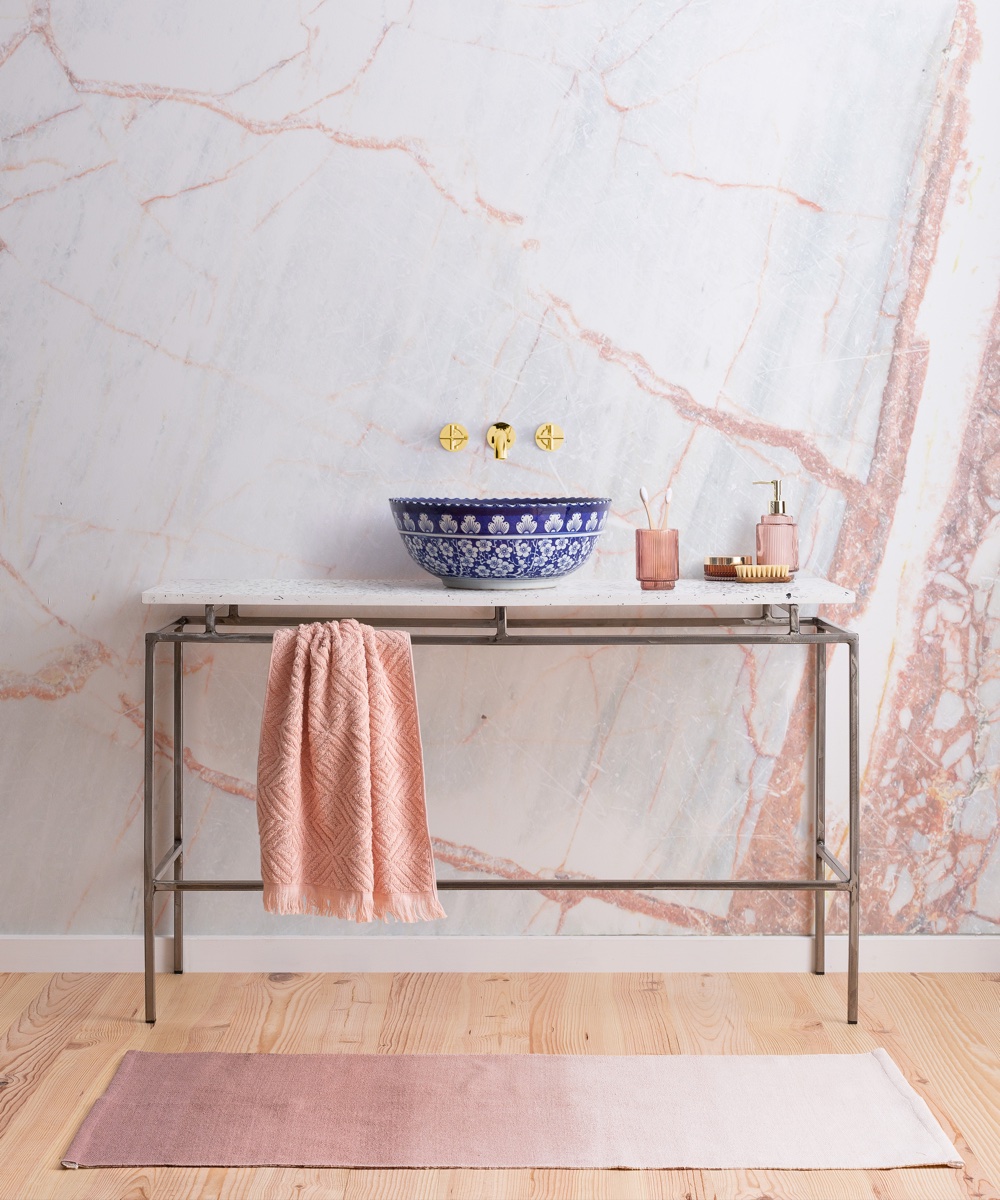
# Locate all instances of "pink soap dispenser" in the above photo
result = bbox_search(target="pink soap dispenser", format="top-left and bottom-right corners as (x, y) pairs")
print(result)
(754, 479), (799, 573)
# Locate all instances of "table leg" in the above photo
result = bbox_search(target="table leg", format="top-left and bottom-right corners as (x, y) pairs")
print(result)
(848, 635), (861, 1024)
(814, 641), (827, 975)
(173, 641), (184, 975)
(143, 634), (157, 1024)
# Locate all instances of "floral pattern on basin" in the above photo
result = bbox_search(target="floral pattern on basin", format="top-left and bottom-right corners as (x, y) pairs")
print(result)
(389, 496), (612, 589)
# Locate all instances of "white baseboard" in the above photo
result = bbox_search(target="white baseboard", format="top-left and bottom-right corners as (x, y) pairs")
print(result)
(0, 934), (996, 974)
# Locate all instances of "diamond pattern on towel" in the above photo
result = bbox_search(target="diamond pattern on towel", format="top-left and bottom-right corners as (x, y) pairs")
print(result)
(256, 620), (445, 921)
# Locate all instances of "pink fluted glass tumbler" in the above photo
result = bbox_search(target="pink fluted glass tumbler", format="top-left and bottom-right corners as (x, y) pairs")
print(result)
(635, 528), (679, 590)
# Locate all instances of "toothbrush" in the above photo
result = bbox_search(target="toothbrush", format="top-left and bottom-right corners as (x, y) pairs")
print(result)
(639, 486), (656, 530)
(659, 486), (673, 530)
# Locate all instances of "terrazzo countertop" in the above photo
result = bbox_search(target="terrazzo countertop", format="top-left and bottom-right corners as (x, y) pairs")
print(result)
(142, 576), (855, 609)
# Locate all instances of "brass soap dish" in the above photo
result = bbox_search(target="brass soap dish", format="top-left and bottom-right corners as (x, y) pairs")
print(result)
(704, 556), (753, 581)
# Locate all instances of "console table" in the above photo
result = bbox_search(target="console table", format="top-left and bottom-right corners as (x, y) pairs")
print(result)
(141, 577), (859, 1024)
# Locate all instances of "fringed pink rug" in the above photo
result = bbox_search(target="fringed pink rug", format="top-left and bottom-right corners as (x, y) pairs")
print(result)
(62, 1050), (961, 1170)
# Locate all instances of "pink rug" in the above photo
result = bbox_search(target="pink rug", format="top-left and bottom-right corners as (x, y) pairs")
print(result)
(62, 1049), (961, 1170)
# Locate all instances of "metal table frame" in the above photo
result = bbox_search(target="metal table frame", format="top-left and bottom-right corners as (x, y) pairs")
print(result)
(143, 600), (860, 1024)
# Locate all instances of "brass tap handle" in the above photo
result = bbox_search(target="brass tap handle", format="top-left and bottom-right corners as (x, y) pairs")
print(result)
(439, 423), (469, 451)
(487, 422), (515, 460)
(535, 422), (565, 451)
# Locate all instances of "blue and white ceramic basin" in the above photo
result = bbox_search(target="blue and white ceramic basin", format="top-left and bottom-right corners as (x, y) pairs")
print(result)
(389, 496), (612, 589)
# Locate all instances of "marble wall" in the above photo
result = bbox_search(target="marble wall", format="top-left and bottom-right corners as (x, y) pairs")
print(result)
(2, 0), (998, 941)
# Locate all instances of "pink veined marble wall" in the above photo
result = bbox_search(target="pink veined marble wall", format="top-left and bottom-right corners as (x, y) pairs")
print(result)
(1, 0), (998, 941)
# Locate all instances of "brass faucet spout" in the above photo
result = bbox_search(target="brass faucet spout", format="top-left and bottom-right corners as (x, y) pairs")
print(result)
(486, 422), (515, 460)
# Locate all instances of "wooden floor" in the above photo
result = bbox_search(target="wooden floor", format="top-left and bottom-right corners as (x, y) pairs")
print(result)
(0, 972), (997, 1199)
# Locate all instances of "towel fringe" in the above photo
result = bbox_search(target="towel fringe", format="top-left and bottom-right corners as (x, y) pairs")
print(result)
(264, 883), (446, 923)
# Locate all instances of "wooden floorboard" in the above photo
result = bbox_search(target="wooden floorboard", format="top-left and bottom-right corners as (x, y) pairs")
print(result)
(0, 974), (48, 1038)
(0, 971), (996, 1200)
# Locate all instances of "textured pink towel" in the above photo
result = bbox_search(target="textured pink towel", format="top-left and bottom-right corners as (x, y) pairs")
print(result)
(256, 620), (445, 921)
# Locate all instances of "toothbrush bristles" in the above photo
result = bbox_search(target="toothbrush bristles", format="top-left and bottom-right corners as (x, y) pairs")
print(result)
(639, 486), (656, 531)
(660, 485), (673, 529)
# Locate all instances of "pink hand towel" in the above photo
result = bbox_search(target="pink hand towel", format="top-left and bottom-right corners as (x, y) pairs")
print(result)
(256, 620), (445, 922)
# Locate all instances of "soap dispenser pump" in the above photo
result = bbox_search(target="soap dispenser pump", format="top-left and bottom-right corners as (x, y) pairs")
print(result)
(754, 480), (799, 573)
